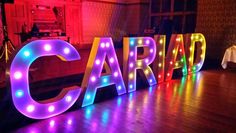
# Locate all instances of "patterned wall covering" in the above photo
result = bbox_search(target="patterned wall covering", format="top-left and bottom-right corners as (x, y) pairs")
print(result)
(82, 1), (148, 45)
(196, 0), (236, 61)
(82, 1), (127, 44)
(0, 6), (3, 45)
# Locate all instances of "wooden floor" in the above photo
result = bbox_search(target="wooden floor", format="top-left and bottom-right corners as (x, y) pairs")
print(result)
(0, 69), (232, 132)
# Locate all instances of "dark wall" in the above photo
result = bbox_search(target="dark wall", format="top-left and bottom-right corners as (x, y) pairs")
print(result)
(196, 0), (236, 61)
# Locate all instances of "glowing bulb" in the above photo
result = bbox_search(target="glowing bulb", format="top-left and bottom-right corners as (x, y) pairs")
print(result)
(67, 119), (72, 125)
(145, 59), (149, 63)
(129, 85), (133, 89)
(109, 58), (114, 63)
(159, 39), (163, 44)
(138, 61), (142, 67)
(150, 49), (153, 53)
(130, 40), (134, 46)
(44, 44), (51, 51)
(158, 75), (161, 78)
(27, 105), (35, 112)
(101, 43), (105, 48)
(191, 36), (194, 40)
(189, 58), (192, 62)
(48, 105), (55, 112)
(95, 59), (100, 65)
(118, 85), (122, 90)
(175, 62), (179, 66)
(130, 52), (134, 56)
(23, 51), (30, 57)
(138, 40), (142, 44)
(197, 63), (201, 67)
(159, 51), (162, 56)
(91, 76), (96, 82)
(176, 37), (181, 42)
(158, 63), (162, 67)
(129, 73), (134, 79)
(145, 69), (149, 74)
(179, 49), (182, 52)
(86, 95), (91, 100)
(63, 48), (70, 54)
(172, 50), (176, 54)
(103, 78), (108, 83)
(195, 35), (199, 39)
(105, 42), (110, 48)
(146, 40), (150, 44)
(114, 72), (118, 77)
(149, 79), (152, 83)
(181, 58), (184, 62)
(190, 47), (192, 51)
(14, 71), (22, 80)
(170, 61), (173, 65)
(66, 96), (72, 102)
(167, 73), (170, 76)
(50, 120), (55, 127)
(201, 54), (204, 58)
(129, 63), (134, 68)
(15, 90), (24, 98)
(201, 46), (204, 50)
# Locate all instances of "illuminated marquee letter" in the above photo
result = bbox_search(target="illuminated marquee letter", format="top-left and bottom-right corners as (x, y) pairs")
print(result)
(165, 34), (187, 81)
(123, 37), (157, 92)
(82, 38), (126, 107)
(153, 35), (166, 83)
(10, 40), (81, 119)
(185, 33), (206, 74)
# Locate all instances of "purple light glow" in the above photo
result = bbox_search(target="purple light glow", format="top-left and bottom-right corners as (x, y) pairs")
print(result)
(109, 58), (114, 63)
(48, 106), (55, 112)
(14, 71), (22, 79)
(10, 40), (82, 119)
(66, 96), (72, 102)
(95, 59), (100, 65)
(82, 37), (126, 107)
(63, 48), (70, 54)
(114, 72), (118, 77)
(123, 37), (157, 92)
(91, 76), (96, 82)
(49, 120), (55, 127)
(101, 43), (105, 48)
(27, 105), (35, 112)
(44, 44), (52, 51)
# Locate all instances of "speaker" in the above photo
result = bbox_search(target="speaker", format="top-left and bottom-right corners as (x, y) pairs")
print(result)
(1, 0), (14, 3)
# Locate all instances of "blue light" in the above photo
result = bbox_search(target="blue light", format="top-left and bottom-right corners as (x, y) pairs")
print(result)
(102, 110), (109, 124)
(118, 85), (122, 90)
(149, 79), (153, 83)
(15, 90), (24, 98)
(129, 93), (133, 100)
(86, 95), (91, 100)
(148, 86), (153, 93)
(130, 40), (134, 46)
(129, 84), (133, 89)
(117, 97), (122, 106)
(103, 78), (108, 83)
(23, 50), (30, 57)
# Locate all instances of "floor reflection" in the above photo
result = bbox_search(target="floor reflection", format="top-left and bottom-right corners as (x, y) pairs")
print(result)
(13, 72), (236, 132)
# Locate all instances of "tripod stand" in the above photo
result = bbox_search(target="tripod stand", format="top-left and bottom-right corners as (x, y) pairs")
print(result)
(0, 2), (15, 63)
